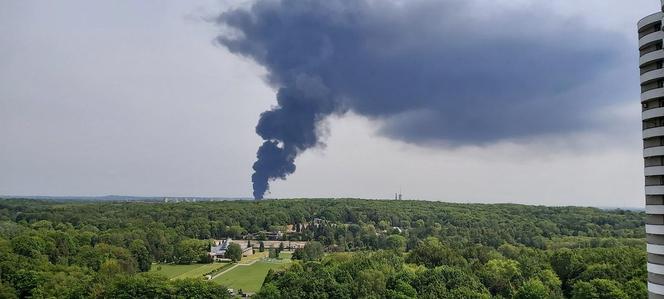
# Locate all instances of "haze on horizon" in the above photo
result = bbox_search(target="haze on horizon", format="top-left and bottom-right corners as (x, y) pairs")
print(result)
(0, 0), (657, 207)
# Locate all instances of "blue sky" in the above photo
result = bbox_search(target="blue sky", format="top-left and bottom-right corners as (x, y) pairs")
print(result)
(0, 0), (657, 207)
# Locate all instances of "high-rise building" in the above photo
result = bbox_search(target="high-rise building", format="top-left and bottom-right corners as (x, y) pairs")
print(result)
(640, 1), (664, 297)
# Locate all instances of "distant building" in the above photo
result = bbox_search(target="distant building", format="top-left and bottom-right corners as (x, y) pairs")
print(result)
(639, 2), (664, 297)
(312, 218), (324, 227)
(263, 231), (283, 240)
(246, 231), (284, 241)
(209, 238), (253, 261)
(163, 197), (198, 203)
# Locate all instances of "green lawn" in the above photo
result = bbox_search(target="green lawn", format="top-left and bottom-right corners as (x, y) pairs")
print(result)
(151, 263), (230, 280)
(212, 254), (292, 293)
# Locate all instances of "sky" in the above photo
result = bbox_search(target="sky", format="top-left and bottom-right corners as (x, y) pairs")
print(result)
(0, 0), (657, 207)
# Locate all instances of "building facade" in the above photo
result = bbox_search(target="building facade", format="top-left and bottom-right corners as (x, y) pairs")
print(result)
(640, 1), (664, 297)
(208, 238), (253, 261)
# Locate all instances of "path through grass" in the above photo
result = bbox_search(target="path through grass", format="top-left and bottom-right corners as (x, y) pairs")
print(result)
(151, 263), (230, 280)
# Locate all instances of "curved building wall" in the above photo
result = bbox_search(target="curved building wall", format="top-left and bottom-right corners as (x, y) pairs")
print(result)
(640, 4), (664, 298)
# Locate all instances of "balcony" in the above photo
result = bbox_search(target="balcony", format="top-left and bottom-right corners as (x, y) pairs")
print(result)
(647, 205), (664, 214)
(649, 282), (664, 296)
(646, 167), (664, 176)
(647, 224), (664, 235)
(646, 185), (664, 195)
(639, 12), (663, 30)
(644, 108), (664, 121)
(640, 50), (664, 67)
(644, 126), (664, 139)
(649, 244), (664, 254)
(646, 146), (664, 158)
(640, 31), (664, 49)
(642, 69), (664, 85)
(643, 87), (664, 103)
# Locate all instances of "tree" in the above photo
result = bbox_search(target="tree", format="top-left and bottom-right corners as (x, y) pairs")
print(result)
(535, 269), (563, 298)
(578, 263), (617, 282)
(589, 279), (628, 299)
(11, 270), (43, 298)
(302, 242), (324, 261)
(406, 237), (467, 268)
(571, 281), (597, 299)
(257, 232), (267, 241)
(227, 226), (245, 239)
(105, 273), (172, 298)
(0, 282), (17, 299)
(551, 249), (585, 295)
(129, 240), (152, 272)
(412, 265), (490, 298)
(92, 243), (138, 273)
(259, 241), (265, 253)
(515, 279), (549, 299)
(622, 279), (647, 299)
(480, 259), (522, 298)
(0, 198), (649, 299)
(171, 279), (231, 299)
(388, 280), (417, 298)
(254, 283), (281, 299)
(99, 259), (124, 278)
(377, 220), (390, 231)
(571, 279), (628, 299)
(353, 269), (386, 298)
(31, 269), (91, 299)
(277, 242), (284, 258)
(385, 235), (406, 252)
(11, 235), (45, 258)
(226, 243), (242, 262)
(292, 247), (303, 260)
(175, 239), (205, 264)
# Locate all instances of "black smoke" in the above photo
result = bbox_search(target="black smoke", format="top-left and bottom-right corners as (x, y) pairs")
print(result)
(214, 0), (631, 199)
(251, 86), (336, 199)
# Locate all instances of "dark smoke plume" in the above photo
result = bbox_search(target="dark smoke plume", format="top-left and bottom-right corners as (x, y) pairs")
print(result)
(250, 86), (337, 199)
(215, 0), (631, 199)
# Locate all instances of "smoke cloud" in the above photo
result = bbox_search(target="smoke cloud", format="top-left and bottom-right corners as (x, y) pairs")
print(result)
(214, 0), (631, 199)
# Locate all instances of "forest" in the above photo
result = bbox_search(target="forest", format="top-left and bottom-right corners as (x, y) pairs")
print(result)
(0, 198), (647, 298)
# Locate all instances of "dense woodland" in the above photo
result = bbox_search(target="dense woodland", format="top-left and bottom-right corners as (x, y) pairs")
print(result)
(0, 198), (647, 298)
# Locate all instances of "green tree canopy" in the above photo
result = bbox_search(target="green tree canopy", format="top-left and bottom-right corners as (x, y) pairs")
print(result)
(226, 243), (242, 262)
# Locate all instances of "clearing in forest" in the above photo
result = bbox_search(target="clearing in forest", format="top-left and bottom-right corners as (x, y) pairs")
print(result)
(150, 263), (231, 280)
(211, 253), (292, 293)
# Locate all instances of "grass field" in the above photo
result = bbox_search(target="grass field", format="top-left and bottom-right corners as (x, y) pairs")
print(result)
(151, 262), (231, 280)
(212, 253), (292, 293)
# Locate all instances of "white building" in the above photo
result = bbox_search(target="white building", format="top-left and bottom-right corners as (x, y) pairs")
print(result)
(209, 238), (253, 261)
(639, 2), (664, 297)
